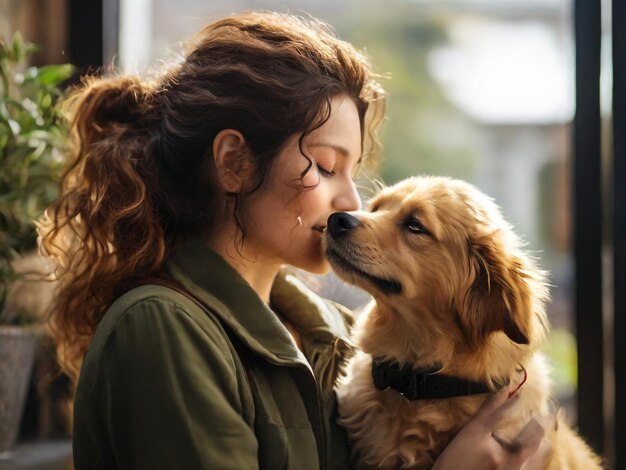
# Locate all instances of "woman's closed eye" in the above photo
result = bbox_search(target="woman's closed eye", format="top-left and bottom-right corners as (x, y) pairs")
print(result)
(316, 163), (336, 177)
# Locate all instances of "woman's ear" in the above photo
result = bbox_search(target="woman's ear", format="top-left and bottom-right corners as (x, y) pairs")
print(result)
(213, 129), (252, 193)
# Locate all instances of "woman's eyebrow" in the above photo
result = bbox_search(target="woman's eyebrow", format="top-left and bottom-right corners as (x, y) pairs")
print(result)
(307, 142), (351, 158)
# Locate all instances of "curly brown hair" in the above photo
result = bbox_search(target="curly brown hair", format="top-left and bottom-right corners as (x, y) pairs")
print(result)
(37, 11), (385, 377)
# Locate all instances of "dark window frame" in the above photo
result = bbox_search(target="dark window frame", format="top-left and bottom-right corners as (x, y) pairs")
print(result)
(612, 0), (626, 468)
(573, 0), (604, 457)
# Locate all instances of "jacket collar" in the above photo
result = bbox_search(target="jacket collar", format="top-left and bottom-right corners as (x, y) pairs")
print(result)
(163, 238), (349, 371)
(269, 272), (352, 343)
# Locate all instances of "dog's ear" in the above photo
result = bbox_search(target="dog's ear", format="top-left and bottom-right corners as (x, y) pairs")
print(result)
(459, 231), (534, 346)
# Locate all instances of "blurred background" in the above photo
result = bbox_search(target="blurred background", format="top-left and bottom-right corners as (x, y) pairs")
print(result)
(0, 0), (621, 469)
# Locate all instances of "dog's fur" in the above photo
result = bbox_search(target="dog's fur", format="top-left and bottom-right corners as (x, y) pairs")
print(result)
(325, 176), (602, 469)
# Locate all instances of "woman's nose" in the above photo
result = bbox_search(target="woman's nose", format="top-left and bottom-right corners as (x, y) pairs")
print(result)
(333, 179), (361, 212)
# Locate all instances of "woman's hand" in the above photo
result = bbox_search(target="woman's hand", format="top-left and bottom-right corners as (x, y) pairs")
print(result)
(432, 390), (554, 470)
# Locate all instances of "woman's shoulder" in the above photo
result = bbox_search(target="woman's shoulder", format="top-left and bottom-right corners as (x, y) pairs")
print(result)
(74, 284), (253, 427)
(87, 284), (234, 364)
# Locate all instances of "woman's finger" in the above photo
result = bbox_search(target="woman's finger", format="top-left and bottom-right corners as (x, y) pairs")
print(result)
(510, 417), (546, 465)
(473, 390), (521, 429)
(478, 389), (510, 414)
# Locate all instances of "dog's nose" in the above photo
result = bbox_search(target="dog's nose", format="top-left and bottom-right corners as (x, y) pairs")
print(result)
(327, 212), (360, 238)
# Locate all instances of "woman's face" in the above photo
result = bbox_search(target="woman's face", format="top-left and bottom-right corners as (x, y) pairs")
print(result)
(243, 95), (362, 274)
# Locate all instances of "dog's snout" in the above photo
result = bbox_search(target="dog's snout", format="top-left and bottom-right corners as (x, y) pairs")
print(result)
(327, 212), (361, 238)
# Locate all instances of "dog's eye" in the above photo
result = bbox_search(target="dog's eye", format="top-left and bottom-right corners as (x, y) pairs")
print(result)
(405, 218), (428, 235)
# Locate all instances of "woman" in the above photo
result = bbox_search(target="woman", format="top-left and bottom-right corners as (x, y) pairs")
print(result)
(39, 11), (548, 469)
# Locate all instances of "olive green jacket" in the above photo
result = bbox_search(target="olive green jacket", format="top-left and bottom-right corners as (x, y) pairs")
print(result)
(73, 238), (356, 469)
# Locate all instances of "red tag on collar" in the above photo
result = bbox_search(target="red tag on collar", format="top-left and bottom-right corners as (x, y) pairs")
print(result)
(508, 366), (528, 398)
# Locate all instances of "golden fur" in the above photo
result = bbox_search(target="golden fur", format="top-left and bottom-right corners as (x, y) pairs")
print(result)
(325, 176), (602, 469)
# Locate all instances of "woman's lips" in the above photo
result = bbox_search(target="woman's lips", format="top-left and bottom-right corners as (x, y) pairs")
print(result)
(313, 225), (326, 233)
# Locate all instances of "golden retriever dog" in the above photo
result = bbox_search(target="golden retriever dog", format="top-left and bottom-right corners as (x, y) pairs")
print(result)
(324, 176), (602, 469)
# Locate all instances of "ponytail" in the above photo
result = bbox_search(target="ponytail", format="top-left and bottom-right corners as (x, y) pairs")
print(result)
(38, 76), (167, 378)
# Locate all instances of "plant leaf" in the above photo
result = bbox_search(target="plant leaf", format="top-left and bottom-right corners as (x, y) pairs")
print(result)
(8, 119), (20, 135)
(12, 32), (25, 63)
(30, 64), (75, 87)
(41, 93), (52, 110)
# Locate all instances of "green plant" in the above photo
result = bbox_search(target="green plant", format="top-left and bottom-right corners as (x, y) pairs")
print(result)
(0, 32), (74, 322)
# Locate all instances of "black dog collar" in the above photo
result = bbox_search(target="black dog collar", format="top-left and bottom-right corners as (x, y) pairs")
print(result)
(371, 360), (506, 401)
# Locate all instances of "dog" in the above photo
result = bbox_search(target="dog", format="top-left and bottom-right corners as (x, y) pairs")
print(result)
(324, 176), (602, 469)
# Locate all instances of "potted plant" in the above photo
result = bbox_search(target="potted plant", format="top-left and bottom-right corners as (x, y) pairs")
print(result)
(0, 32), (73, 454)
